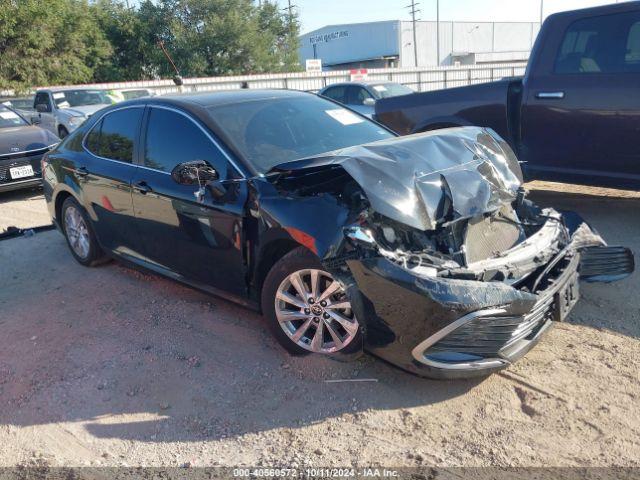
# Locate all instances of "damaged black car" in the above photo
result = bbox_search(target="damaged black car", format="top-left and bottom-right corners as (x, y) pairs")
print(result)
(42, 90), (635, 379)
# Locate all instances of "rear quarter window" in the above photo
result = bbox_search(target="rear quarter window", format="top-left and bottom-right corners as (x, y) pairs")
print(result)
(85, 108), (143, 162)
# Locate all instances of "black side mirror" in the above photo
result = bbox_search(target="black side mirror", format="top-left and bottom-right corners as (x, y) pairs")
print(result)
(171, 160), (218, 186)
(31, 116), (41, 125)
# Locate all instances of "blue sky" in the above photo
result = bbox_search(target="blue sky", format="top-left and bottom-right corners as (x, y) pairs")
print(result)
(287, 0), (625, 33)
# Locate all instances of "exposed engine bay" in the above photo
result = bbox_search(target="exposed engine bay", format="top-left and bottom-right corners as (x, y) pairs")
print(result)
(270, 128), (605, 287)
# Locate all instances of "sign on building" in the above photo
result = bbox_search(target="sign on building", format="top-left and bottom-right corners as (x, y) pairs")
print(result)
(306, 59), (322, 73)
(350, 69), (368, 81)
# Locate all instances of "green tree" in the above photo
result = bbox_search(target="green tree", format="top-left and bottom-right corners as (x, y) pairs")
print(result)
(0, 0), (112, 92)
(0, 0), (302, 90)
(153, 0), (301, 77)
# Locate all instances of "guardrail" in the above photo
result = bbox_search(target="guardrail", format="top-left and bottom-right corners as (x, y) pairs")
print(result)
(34, 62), (527, 96)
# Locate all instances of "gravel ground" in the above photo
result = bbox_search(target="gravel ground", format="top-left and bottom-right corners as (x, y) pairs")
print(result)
(0, 188), (51, 233)
(0, 182), (638, 468)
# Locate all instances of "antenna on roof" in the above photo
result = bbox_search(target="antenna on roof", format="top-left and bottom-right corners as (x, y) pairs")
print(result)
(158, 41), (183, 87)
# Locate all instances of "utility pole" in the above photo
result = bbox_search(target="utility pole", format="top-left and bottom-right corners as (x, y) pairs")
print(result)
(405, 1), (420, 67)
(282, 0), (296, 65)
(540, 0), (544, 24)
(284, 0), (295, 24)
(436, 0), (440, 66)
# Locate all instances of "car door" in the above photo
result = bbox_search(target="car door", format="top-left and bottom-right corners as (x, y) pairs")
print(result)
(80, 106), (143, 255)
(345, 86), (375, 117)
(33, 92), (56, 134)
(521, 10), (640, 186)
(321, 85), (348, 106)
(130, 105), (248, 297)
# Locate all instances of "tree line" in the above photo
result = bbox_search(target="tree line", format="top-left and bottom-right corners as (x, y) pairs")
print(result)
(0, 0), (301, 93)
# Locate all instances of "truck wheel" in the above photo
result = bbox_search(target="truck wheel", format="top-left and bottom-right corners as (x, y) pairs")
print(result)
(261, 247), (362, 356)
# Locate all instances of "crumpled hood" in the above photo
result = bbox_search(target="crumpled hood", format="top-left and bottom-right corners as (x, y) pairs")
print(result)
(60, 104), (110, 117)
(0, 125), (59, 156)
(272, 127), (524, 231)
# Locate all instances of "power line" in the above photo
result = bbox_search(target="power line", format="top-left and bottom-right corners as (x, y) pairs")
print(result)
(436, 0), (440, 66)
(404, 1), (420, 67)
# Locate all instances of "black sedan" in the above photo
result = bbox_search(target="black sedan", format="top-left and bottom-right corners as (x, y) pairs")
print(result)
(42, 90), (634, 379)
(0, 105), (59, 193)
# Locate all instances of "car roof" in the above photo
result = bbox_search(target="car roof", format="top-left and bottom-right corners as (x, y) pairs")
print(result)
(91, 89), (320, 176)
(151, 88), (311, 108)
(36, 87), (110, 93)
(320, 81), (398, 90)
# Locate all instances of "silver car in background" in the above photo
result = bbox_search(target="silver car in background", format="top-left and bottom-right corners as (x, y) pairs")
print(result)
(32, 88), (113, 138)
(319, 81), (414, 118)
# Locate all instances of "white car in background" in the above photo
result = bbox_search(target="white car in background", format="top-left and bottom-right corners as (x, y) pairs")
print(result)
(104, 88), (156, 103)
(32, 88), (113, 138)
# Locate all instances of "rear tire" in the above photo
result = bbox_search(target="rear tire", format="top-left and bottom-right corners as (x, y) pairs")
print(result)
(261, 247), (363, 357)
(61, 197), (107, 267)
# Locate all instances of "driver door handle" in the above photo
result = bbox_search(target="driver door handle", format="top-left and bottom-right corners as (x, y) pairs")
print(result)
(75, 166), (89, 177)
(133, 181), (152, 194)
(536, 91), (565, 99)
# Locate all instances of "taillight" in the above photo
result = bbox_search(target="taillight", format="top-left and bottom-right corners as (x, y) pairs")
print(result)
(41, 153), (49, 174)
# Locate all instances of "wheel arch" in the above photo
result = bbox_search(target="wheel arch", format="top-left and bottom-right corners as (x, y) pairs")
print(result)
(53, 189), (76, 226)
(253, 237), (304, 305)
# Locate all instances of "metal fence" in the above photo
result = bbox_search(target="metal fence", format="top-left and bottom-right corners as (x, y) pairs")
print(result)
(36, 62), (527, 96)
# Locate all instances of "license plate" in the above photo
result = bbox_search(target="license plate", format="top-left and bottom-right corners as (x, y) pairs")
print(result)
(9, 165), (34, 179)
(554, 273), (580, 322)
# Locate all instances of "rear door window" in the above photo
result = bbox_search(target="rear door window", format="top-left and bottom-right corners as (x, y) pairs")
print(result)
(322, 86), (347, 103)
(555, 11), (640, 74)
(85, 108), (142, 163)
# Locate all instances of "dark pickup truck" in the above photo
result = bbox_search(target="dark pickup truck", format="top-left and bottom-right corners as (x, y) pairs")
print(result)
(376, 2), (640, 190)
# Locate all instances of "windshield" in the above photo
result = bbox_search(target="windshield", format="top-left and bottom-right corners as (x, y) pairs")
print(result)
(2, 98), (34, 110)
(52, 90), (112, 108)
(371, 83), (414, 99)
(207, 95), (393, 173)
(0, 105), (29, 128)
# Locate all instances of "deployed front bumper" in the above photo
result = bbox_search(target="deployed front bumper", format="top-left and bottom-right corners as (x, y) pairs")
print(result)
(344, 224), (633, 379)
(411, 253), (579, 378)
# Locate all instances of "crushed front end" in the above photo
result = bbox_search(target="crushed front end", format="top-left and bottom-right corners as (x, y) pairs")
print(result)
(338, 208), (630, 379)
(268, 127), (634, 379)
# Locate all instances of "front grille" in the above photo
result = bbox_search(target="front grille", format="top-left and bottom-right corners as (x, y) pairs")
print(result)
(0, 147), (48, 161)
(424, 253), (577, 363)
(580, 246), (634, 279)
(425, 295), (554, 359)
(0, 155), (43, 184)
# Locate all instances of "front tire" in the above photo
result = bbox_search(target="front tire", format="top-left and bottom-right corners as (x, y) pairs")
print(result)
(61, 197), (107, 266)
(261, 247), (362, 356)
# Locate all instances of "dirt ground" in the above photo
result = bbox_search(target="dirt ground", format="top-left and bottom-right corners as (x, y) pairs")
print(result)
(0, 182), (639, 468)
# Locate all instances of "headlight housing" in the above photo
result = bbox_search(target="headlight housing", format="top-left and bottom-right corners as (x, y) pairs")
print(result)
(68, 116), (86, 127)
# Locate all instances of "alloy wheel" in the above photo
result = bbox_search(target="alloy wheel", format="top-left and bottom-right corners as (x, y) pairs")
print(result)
(64, 206), (91, 259)
(275, 269), (359, 354)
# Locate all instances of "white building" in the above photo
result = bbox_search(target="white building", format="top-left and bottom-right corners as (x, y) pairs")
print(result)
(299, 20), (541, 70)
